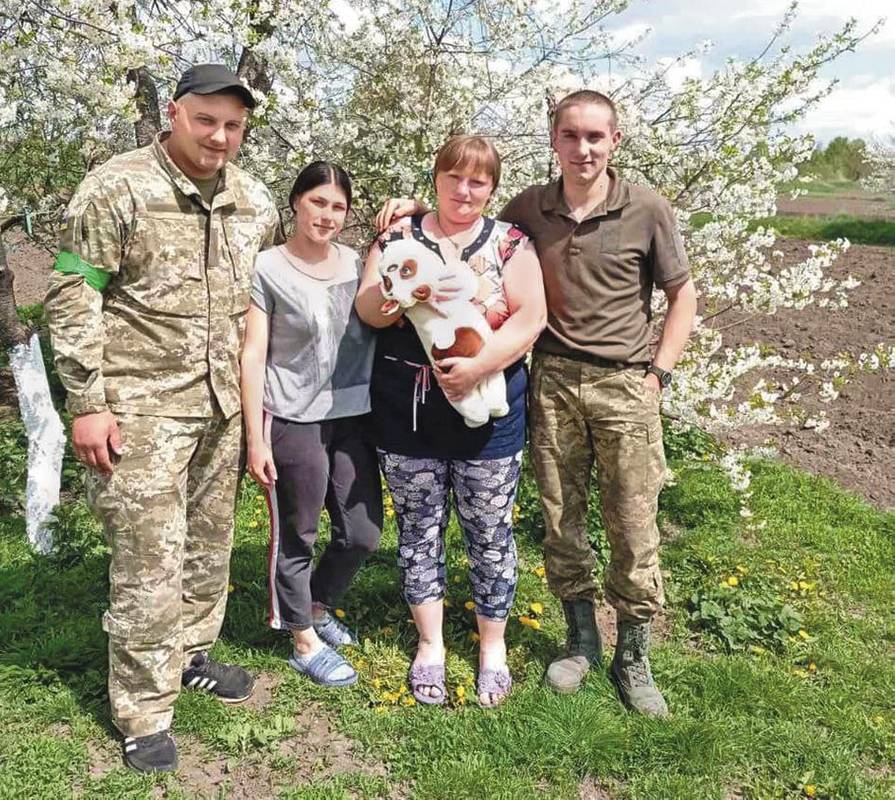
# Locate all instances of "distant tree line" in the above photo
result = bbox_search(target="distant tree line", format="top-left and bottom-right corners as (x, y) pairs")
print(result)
(800, 137), (872, 181)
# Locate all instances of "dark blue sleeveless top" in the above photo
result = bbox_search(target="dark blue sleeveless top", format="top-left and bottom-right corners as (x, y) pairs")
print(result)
(370, 214), (528, 460)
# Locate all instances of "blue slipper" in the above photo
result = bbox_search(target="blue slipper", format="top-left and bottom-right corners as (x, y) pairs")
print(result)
(288, 645), (357, 687)
(314, 611), (357, 648)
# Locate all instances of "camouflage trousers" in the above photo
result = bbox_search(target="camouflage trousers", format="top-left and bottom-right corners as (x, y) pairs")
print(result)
(529, 353), (666, 622)
(87, 412), (243, 738)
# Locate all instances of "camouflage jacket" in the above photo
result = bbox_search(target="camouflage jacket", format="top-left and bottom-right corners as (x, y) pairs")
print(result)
(46, 133), (281, 418)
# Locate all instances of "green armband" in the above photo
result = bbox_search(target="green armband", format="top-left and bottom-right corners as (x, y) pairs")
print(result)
(53, 251), (112, 293)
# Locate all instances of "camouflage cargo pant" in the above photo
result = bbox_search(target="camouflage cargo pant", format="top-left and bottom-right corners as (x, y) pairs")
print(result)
(529, 353), (666, 622)
(87, 412), (243, 738)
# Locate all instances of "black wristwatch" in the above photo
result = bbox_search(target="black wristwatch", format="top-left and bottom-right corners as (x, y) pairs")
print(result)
(646, 364), (673, 388)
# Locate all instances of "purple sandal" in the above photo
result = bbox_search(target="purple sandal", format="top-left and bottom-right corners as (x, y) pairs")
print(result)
(408, 663), (446, 705)
(477, 667), (512, 707)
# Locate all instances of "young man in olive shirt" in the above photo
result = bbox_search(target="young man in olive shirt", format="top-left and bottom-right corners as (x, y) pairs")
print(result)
(376, 90), (697, 715)
(499, 91), (696, 715)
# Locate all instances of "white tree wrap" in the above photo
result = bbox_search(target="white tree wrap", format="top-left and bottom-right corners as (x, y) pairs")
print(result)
(9, 333), (66, 554)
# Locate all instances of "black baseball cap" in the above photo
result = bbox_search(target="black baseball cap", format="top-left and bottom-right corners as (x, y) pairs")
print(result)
(173, 63), (257, 109)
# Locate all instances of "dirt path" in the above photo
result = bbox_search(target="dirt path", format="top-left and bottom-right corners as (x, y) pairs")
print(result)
(776, 192), (895, 220)
(4, 234), (892, 508)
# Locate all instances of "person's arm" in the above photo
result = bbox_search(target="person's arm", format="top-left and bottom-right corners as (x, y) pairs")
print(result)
(45, 175), (124, 474)
(240, 303), (277, 488)
(642, 198), (697, 392)
(644, 277), (697, 391)
(355, 235), (407, 328)
(434, 240), (546, 401)
(374, 198), (427, 232)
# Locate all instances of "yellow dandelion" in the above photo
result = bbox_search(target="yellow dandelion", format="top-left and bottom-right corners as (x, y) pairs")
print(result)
(464, 601), (476, 611)
(371, 678), (381, 689)
(804, 785), (816, 798)
(374, 706), (388, 714)
(790, 580), (800, 590)
(726, 575), (739, 587)
(386, 508), (395, 519)
(249, 520), (259, 529)
(529, 602), (544, 615)
(227, 583), (235, 593)
(736, 565), (748, 575)
(533, 566), (546, 578)
(443, 599), (452, 608)
(798, 580), (810, 590)
(456, 685), (466, 698)
(464, 675), (474, 686)
(519, 615), (532, 626)
(453, 575), (463, 584)
(398, 684), (408, 695)
(512, 504), (521, 524)
(469, 632), (480, 643)
(808, 662), (817, 673)
(402, 696), (416, 706)
(334, 608), (346, 619)
(529, 619), (542, 630)
(748, 645), (766, 655)
(792, 668), (809, 679)
(798, 629), (810, 640)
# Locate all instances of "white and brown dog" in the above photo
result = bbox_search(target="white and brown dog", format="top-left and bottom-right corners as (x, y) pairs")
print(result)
(378, 238), (509, 428)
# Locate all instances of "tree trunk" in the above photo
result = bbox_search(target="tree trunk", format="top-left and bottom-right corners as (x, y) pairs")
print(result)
(127, 66), (162, 147)
(0, 225), (65, 554)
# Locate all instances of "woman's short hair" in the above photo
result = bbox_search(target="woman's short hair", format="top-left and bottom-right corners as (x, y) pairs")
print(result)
(433, 135), (501, 191)
(288, 161), (353, 211)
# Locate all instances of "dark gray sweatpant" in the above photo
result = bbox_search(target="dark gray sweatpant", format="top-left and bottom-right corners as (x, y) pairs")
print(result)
(266, 414), (383, 630)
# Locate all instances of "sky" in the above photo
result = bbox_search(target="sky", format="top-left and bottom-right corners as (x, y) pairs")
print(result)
(607, 0), (894, 144)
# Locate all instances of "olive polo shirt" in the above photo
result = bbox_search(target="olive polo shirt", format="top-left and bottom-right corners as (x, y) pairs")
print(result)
(499, 167), (690, 365)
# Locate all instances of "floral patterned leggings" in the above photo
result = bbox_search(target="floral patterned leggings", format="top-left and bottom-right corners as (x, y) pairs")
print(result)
(378, 451), (522, 619)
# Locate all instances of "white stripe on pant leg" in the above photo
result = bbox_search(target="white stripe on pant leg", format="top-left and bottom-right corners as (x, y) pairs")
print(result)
(265, 411), (284, 630)
(207, 679), (217, 690)
(188, 676), (201, 688)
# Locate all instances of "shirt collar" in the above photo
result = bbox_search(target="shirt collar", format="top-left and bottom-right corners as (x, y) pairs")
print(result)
(541, 166), (630, 220)
(152, 132), (235, 210)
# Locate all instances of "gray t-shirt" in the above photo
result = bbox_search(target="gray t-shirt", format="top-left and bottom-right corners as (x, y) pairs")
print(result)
(251, 244), (375, 422)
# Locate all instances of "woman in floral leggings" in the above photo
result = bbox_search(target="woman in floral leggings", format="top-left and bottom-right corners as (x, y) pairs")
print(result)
(356, 135), (546, 706)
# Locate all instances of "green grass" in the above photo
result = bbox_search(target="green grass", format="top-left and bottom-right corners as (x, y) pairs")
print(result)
(0, 416), (893, 799)
(776, 178), (866, 198)
(753, 214), (895, 246)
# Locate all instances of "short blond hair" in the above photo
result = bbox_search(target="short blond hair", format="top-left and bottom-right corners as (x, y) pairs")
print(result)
(433, 135), (501, 191)
(552, 90), (618, 132)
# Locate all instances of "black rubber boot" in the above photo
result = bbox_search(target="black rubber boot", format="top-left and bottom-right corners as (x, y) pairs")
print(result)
(545, 598), (603, 693)
(610, 619), (669, 718)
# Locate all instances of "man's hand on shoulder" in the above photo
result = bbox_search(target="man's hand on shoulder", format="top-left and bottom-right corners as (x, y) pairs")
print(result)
(374, 198), (425, 232)
(72, 410), (122, 475)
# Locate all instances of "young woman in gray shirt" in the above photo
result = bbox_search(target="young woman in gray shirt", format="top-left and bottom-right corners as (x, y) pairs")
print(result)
(241, 162), (382, 687)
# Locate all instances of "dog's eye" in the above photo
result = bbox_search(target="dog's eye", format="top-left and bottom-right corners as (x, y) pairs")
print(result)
(399, 264), (414, 278)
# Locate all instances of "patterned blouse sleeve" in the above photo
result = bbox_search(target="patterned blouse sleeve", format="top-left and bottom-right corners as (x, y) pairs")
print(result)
(497, 223), (530, 267)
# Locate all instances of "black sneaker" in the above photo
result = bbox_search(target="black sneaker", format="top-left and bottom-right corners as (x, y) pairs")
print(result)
(122, 730), (178, 773)
(181, 651), (254, 703)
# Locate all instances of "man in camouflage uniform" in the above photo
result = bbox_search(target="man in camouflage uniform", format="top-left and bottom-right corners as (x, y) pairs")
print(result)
(45, 64), (281, 771)
(499, 90), (697, 716)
